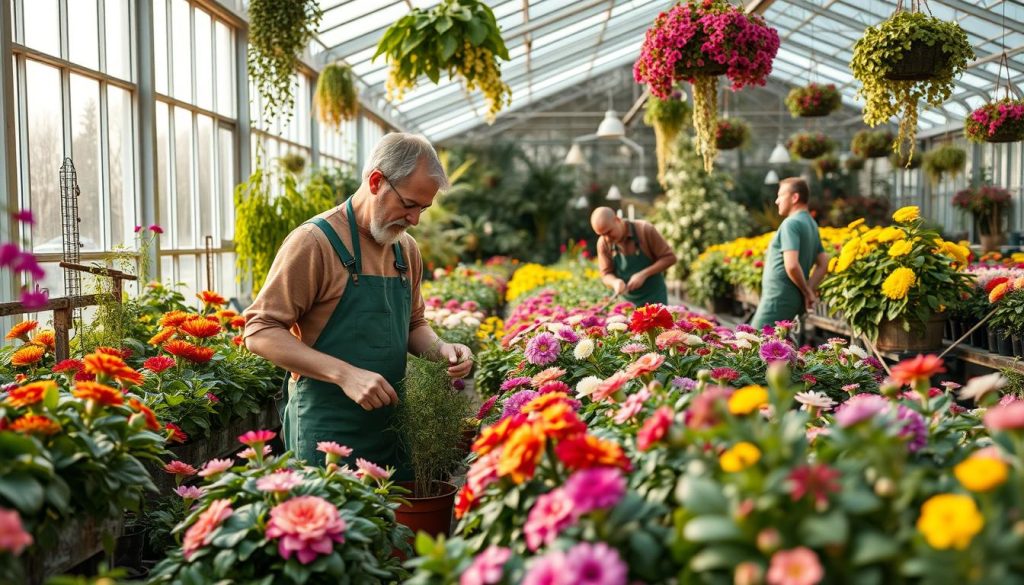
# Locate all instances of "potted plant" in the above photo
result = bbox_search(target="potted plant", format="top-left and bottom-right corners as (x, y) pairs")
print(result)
(850, 8), (973, 160)
(786, 132), (834, 160)
(374, 0), (511, 122)
(314, 63), (359, 131)
(785, 83), (841, 117)
(965, 98), (1024, 144)
(818, 206), (974, 350)
(850, 129), (893, 159)
(247, 0), (322, 126)
(643, 93), (691, 185)
(634, 0), (779, 172)
(715, 119), (750, 151)
(922, 145), (966, 185)
(987, 284), (1024, 356)
(395, 355), (473, 537)
(890, 149), (922, 169)
(811, 154), (840, 179)
(953, 185), (1012, 251)
(844, 155), (866, 171)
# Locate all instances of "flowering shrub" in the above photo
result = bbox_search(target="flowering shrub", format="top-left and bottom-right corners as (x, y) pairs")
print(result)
(715, 118), (749, 150)
(785, 83), (841, 117)
(952, 185), (1012, 236)
(786, 131), (835, 160)
(149, 435), (412, 584)
(423, 264), (508, 314)
(965, 98), (1024, 143)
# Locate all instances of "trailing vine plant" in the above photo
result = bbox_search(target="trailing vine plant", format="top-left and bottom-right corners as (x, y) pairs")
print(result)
(314, 63), (360, 130)
(643, 94), (691, 186)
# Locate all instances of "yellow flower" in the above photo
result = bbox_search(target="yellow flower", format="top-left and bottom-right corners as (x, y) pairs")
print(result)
(861, 228), (881, 244)
(888, 240), (914, 258)
(881, 267), (916, 300)
(720, 442), (761, 472)
(892, 205), (920, 223)
(876, 226), (905, 243)
(835, 237), (861, 272)
(954, 456), (1008, 493)
(916, 494), (984, 550)
(728, 385), (769, 415)
(847, 218), (865, 229)
(828, 256), (838, 272)
(938, 241), (970, 266)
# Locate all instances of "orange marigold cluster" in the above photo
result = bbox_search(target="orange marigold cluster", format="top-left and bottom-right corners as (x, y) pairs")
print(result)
(11, 345), (45, 367)
(4, 381), (56, 408)
(72, 381), (125, 407)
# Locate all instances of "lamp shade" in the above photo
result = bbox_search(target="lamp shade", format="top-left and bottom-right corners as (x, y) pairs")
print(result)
(564, 143), (586, 165)
(630, 175), (650, 194)
(768, 142), (791, 164)
(596, 110), (625, 138)
(573, 194), (589, 209)
(606, 185), (622, 201)
(764, 169), (780, 185)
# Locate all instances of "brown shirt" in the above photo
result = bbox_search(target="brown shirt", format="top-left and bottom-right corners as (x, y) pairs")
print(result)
(597, 219), (675, 278)
(243, 203), (428, 347)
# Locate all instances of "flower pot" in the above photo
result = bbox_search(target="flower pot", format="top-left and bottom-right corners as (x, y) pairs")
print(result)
(980, 233), (1006, 253)
(114, 516), (147, 572)
(998, 331), (1014, 356)
(706, 296), (734, 315)
(1013, 334), (1023, 357)
(875, 314), (947, 352)
(885, 41), (951, 81)
(985, 125), (1024, 143)
(988, 328), (1000, 353)
(395, 481), (458, 538)
(971, 321), (987, 348)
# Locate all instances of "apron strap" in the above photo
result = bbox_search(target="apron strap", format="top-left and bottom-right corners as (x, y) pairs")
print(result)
(344, 198), (363, 275)
(392, 242), (409, 287)
(307, 217), (359, 281)
(627, 221), (641, 255)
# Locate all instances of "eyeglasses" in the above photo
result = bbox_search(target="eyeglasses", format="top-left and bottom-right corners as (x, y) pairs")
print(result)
(383, 176), (431, 212)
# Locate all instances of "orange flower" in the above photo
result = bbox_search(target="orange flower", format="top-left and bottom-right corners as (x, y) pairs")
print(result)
(531, 367), (566, 388)
(178, 317), (222, 339)
(148, 327), (177, 346)
(95, 346), (130, 358)
(72, 381), (124, 407)
(890, 354), (946, 387)
(497, 423), (545, 483)
(11, 345), (45, 367)
(83, 352), (129, 378)
(164, 340), (215, 364)
(160, 311), (192, 328)
(534, 401), (586, 440)
(454, 486), (476, 519)
(31, 330), (56, 350)
(129, 398), (161, 431)
(624, 352), (666, 378)
(215, 309), (238, 322)
(990, 283), (1010, 303)
(197, 290), (227, 307)
(554, 434), (632, 471)
(472, 414), (525, 456)
(521, 392), (575, 414)
(11, 414), (61, 436)
(5, 320), (38, 340)
(689, 318), (714, 331)
(115, 367), (145, 387)
(229, 316), (247, 330)
(5, 381), (56, 408)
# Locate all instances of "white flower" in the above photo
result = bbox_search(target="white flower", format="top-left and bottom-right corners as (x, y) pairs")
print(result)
(958, 372), (1008, 403)
(566, 315), (585, 326)
(424, 310), (437, 321)
(462, 317), (481, 328)
(843, 345), (868, 360)
(736, 332), (761, 343)
(442, 315), (462, 328)
(576, 376), (603, 398)
(436, 309), (452, 319)
(546, 323), (565, 334)
(795, 391), (836, 411)
(731, 339), (752, 350)
(683, 334), (704, 346)
(574, 338), (595, 360)
(606, 315), (628, 325)
(607, 323), (628, 333)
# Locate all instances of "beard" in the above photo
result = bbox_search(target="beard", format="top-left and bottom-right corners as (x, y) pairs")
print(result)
(370, 196), (409, 246)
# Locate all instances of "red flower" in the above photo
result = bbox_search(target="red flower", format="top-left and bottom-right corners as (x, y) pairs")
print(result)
(163, 460), (198, 476)
(52, 358), (84, 375)
(985, 276), (1010, 293)
(788, 463), (841, 508)
(637, 407), (674, 451)
(164, 340), (215, 364)
(144, 356), (176, 373)
(129, 398), (161, 431)
(629, 305), (674, 334)
(238, 429), (276, 447)
(890, 354), (945, 387)
(554, 434), (632, 472)
(166, 422), (188, 443)
(197, 290), (227, 307)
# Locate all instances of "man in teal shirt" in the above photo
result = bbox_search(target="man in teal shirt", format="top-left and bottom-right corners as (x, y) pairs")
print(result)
(751, 177), (830, 329)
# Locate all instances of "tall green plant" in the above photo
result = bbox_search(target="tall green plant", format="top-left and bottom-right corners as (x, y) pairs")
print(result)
(247, 0), (322, 127)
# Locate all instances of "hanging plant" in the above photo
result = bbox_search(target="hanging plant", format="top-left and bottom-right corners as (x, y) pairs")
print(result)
(278, 153), (306, 175)
(965, 98), (1024, 144)
(643, 93), (691, 185)
(850, 7), (973, 160)
(314, 63), (360, 130)
(922, 144), (966, 185)
(811, 154), (840, 179)
(374, 0), (511, 122)
(844, 156), (866, 171)
(634, 0), (779, 172)
(715, 119), (749, 150)
(247, 0), (323, 127)
(889, 150), (922, 169)
(785, 83), (842, 117)
(786, 132), (834, 160)
(851, 129), (894, 159)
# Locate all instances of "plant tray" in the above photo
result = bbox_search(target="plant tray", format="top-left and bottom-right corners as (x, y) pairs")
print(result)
(23, 514), (124, 584)
(884, 42), (950, 81)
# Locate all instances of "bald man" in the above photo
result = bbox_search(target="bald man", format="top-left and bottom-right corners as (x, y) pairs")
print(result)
(591, 207), (677, 306)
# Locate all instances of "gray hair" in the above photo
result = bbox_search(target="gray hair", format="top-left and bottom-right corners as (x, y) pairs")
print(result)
(362, 132), (450, 191)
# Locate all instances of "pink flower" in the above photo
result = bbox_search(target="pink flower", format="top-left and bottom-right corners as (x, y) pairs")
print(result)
(563, 467), (626, 513)
(612, 386), (651, 424)
(265, 495), (346, 565)
(257, 470), (303, 494)
(355, 458), (392, 481)
(984, 401), (1024, 431)
(833, 394), (889, 427)
(788, 464), (841, 509)
(524, 489), (576, 551)
(183, 499), (233, 559)
(199, 458), (234, 478)
(637, 407), (674, 450)
(766, 547), (824, 585)
(238, 429), (276, 447)
(143, 355), (175, 373)
(592, 371), (631, 402)
(460, 545), (513, 585)
(0, 507), (33, 555)
(20, 288), (48, 309)
(206, 393), (220, 403)
(317, 441), (353, 465)
(134, 225), (143, 233)
(564, 541), (628, 585)
(466, 450), (501, 495)
(239, 445), (272, 459)
(11, 210), (34, 225)
(163, 460), (198, 476)
(523, 550), (568, 585)
(174, 485), (204, 500)
(148, 224), (164, 234)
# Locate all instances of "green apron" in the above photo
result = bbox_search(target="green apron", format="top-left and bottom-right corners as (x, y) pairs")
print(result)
(282, 199), (413, 480)
(613, 221), (668, 306)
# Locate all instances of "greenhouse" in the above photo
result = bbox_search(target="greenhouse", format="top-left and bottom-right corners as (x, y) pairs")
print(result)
(4, 0), (1024, 583)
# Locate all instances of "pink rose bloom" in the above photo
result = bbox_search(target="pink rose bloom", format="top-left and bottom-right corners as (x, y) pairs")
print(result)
(612, 387), (651, 424)
(0, 508), (32, 555)
(238, 429), (276, 446)
(355, 458), (392, 481)
(563, 467), (626, 513)
(266, 495), (346, 564)
(460, 545), (512, 585)
(766, 547), (824, 585)
(199, 458), (234, 478)
(524, 489), (576, 551)
(523, 550), (568, 585)
(183, 499), (233, 560)
(256, 470), (303, 494)
(564, 541), (628, 585)
(984, 401), (1024, 431)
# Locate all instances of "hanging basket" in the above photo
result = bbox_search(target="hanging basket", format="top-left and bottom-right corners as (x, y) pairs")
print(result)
(715, 119), (750, 151)
(786, 132), (834, 160)
(851, 130), (893, 159)
(985, 125), (1024, 143)
(884, 41), (951, 81)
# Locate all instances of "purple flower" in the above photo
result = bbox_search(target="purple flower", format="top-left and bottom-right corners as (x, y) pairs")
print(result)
(525, 333), (561, 366)
(564, 468), (625, 513)
(897, 405), (927, 452)
(20, 288), (48, 309)
(834, 394), (889, 427)
(736, 324), (756, 334)
(13, 252), (45, 280)
(523, 550), (568, 585)
(761, 325), (776, 336)
(0, 243), (20, 267)
(460, 545), (512, 585)
(863, 356), (885, 370)
(565, 542), (628, 585)
(672, 377), (698, 391)
(557, 328), (581, 344)
(500, 377), (532, 392)
(452, 378), (466, 391)
(759, 339), (795, 363)
(501, 390), (539, 420)
(11, 210), (34, 225)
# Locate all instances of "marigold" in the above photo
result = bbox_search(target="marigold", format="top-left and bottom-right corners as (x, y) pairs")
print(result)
(887, 240), (914, 258)
(720, 442), (761, 472)
(728, 385), (769, 415)
(834, 237), (860, 272)
(147, 327), (177, 346)
(497, 423), (545, 483)
(5, 381), (56, 408)
(129, 398), (161, 431)
(989, 282), (1010, 303)
(72, 381), (124, 406)
(164, 339), (215, 364)
(916, 494), (984, 550)
(179, 317), (223, 339)
(11, 345), (45, 367)
(892, 205), (920, 223)
(472, 414), (524, 455)
(876, 226), (905, 243)
(198, 290), (227, 307)
(31, 330), (55, 350)
(954, 455), (1008, 493)
(11, 414), (61, 435)
(881, 267), (916, 300)
(554, 434), (631, 471)
(159, 310), (192, 328)
(5, 320), (38, 340)
(847, 218), (865, 229)
(83, 352), (129, 377)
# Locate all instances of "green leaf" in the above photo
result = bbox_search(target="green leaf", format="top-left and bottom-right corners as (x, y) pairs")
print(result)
(852, 531), (899, 565)
(799, 509), (849, 547)
(683, 515), (742, 542)
(0, 473), (45, 513)
(434, 15), (453, 33)
(689, 544), (753, 571)
(466, 18), (488, 46)
(440, 34), (458, 62)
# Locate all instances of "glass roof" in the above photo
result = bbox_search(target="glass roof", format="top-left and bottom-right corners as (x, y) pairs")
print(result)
(312, 0), (1024, 141)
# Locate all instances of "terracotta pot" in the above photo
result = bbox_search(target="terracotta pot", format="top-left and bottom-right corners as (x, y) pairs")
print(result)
(980, 233), (1006, 253)
(885, 42), (950, 81)
(395, 481), (457, 538)
(875, 313), (946, 352)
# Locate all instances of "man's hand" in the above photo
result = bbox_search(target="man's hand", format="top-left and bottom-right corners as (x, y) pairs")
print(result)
(626, 272), (648, 292)
(803, 288), (818, 312)
(612, 279), (627, 296)
(439, 342), (474, 378)
(338, 366), (399, 411)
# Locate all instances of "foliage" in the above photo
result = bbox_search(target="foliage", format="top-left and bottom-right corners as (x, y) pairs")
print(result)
(247, 0), (322, 126)
(374, 0), (510, 122)
(786, 131), (835, 160)
(811, 154), (840, 179)
(851, 10), (973, 159)
(643, 94), (691, 185)
(953, 185), (1012, 236)
(890, 149), (922, 169)
(314, 63), (359, 130)
(715, 118), (749, 150)
(844, 155), (866, 171)
(988, 288), (1024, 337)
(785, 82), (842, 117)
(851, 129), (894, 159)
(965, 98), (1024, 143)
(686, 249), (732, 306)
(278, 153), (306, 175)
(922, 145), (967, 185)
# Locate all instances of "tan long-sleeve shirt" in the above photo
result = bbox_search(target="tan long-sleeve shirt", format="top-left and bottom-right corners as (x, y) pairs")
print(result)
(596, 219), (675, 278)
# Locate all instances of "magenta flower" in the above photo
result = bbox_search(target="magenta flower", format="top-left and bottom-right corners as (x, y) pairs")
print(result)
(238, 429), (276, 447)
(198, 458), (234, 478)
(460, 545), (512, 585)
(524, 489), (575, 551)
(20, 288), (48, 309)
(10, 209), (34, 225)
(0, 243), (19, 267)
(897, 405), (927, 452)
(833, 394), (889, 428)
(500, 377), (532, 391)
(759, 339), (795, 363)
(522, 550), (568, 585)
(134, 225), (143, 233)
(476, 394), (500, 419)
(148, 224), (164, 234)
(563, 467), (626, 513)
(265, 495), (346, 564)
(710, 367), (740, 382)
(14, 253), (45, 280)
(0, 507), (33, 555)
(355, 458), (392, 481)
(501, 390), (539, 420)
(565, 542), (628, 585)
(525, 333), (561, 366)
(206, 392), (220, 403)
(257, 470), (304, 494)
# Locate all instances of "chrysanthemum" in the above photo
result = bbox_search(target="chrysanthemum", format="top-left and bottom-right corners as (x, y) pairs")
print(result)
(882, 267), (917, 300)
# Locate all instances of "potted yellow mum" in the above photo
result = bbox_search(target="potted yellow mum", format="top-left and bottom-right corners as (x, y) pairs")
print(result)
(818, 206), (974, 351)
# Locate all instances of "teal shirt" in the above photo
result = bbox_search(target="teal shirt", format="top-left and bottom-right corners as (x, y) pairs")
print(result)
(752, 210), (823, 327)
